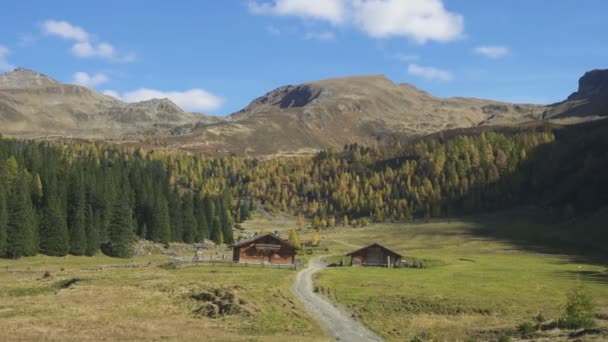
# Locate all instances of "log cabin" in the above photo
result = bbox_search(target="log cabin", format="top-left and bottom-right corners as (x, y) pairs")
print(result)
(345, 242), (402, 267)
(232, 233), (298, 264)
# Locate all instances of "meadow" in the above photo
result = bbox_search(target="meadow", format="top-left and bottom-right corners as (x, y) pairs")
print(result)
(312, 213), (608, 341)
(0, 249), (325, 341)
(1, 211), (607, 341)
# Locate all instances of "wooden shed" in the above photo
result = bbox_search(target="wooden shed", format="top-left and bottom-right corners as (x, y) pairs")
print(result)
(345, 242), (402, 267)
(232, 233), (298, 265)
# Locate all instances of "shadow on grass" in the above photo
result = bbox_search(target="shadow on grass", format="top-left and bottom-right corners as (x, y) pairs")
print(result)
(553, 270), (608, 285)
(461, 209), (608, 266)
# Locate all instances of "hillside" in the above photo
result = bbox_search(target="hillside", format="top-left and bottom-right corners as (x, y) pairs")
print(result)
(1, 68), (608, 156)
(175, 75), (544, 155)
(0, 68), (214, 139)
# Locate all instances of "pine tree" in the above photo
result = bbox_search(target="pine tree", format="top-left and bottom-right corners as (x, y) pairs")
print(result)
(67, 173), (86, 255)
(182, 194), (197, 243)
(220, 207), (233, 244)
(6, 173), (37, 258)
(168, 188), (183, 242)
(105, 192), (135, 258)
(194, 194), (209, 241)
(85, 204), (100, 256)
(39, 194), (70, 256)
(0, 182), (7, 256)
(150, 195), (171, 247)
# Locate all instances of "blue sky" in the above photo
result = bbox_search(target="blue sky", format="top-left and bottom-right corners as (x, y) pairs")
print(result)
(1, 0), (606, 115)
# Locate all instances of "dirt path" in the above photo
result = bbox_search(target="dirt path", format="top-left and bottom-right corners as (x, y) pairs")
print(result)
(293, 257), (383, 342)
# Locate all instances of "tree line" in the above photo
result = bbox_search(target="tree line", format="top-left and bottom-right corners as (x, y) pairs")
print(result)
(1, 120), (606, 258)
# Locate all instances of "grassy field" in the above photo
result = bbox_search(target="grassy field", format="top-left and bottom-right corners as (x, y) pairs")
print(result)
(1, 211), (607, 341)
(0, 251), (326, 341)
(312, 215), (608, 341)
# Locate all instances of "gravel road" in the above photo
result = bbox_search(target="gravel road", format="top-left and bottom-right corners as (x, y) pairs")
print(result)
(293, 257), (383, 342)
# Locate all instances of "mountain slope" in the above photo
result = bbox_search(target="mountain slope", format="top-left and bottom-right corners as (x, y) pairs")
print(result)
(0, 68), (214, 138)
(176, 75), (543, 155)
(542, 69), (608, 121)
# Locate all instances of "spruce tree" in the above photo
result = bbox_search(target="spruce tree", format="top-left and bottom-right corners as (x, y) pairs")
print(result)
(6, 173), (37, 258)
(150, 195), (171, 247)
(220, 207), (234, 244)
(39, 195), (70, 256)
(67, 173), (86, 255)
(0, 182), (7, 256)
(182, 194), (197, 243)
(168, 188), (183, 242)
(85, 204), (100, 256)
(105, 191), (135, 258)
(193, 194), (209, 241)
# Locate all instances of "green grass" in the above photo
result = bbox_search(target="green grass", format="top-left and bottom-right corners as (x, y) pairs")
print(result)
(313, 215), (608, 341)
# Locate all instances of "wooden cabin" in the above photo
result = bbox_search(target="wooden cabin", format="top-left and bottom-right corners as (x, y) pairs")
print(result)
(232, 233), (298, 264)
(345, 242), (402, 267)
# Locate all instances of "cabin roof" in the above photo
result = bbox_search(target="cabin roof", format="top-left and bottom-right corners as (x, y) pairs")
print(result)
(232, 233), (299, 249)
(344, 242), (403, 257)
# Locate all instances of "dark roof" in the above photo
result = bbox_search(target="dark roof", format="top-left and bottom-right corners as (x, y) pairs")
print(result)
(232, 233), (299, 249)
(345, 242), (403, 257)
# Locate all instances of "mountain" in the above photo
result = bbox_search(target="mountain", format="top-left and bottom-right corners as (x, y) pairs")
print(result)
(171, 75), (543, 155)
(542, 69), (608, 121)
(0, 68), (215, 138)
(1, 67), (606, 156)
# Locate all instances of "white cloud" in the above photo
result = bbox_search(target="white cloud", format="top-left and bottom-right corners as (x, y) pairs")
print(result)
(102, 90), (120, 99)
(71, 72), (109, 87)
(304, 31), (336, 40)
(351, 0), (463, 43)
(407, 63), (452, 81)
(104, 88), (224, 112)
(42, 19), (134, 62)
(72, 41), (115, 58)
(394, 53), (419, 62)
(0, 45), (15, 72)
(42, 20), (89, 41)
(474, 45), (509, 59)
(249, 0), (346, 25)
(249, 0), (463, 44)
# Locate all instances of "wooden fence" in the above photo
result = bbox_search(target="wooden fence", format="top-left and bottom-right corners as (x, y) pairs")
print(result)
(169, 257), (304, 270)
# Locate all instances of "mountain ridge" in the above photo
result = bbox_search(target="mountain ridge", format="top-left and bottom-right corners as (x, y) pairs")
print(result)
(1, 67), (607, 156)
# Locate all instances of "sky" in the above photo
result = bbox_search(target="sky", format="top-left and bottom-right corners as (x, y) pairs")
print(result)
(0, 0), (607, 115)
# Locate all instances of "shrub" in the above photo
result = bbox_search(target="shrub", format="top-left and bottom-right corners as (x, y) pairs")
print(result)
(497, 335), (511, 342)
(517, 322), (536, 336)
(558, 286), (595, 329)
(43, 271), (51, 278)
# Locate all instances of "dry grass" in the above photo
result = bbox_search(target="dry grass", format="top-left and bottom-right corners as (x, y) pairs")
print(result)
(0, 253), (325, 341)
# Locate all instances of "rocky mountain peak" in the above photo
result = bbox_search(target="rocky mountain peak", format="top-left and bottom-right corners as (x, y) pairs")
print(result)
(0, 67), (59, 89)
(567, 69), (608, 100)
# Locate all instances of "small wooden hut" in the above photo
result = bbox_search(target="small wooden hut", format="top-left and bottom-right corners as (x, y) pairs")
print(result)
(345, 242), (402, 267)
(232, 233), (298, 264)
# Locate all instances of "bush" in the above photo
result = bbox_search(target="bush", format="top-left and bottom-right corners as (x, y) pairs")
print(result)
(558, 286), (595, 329)
(517, 322), (536, 336)
(43, 271), (51, 278)
(497, 335), (511, 342)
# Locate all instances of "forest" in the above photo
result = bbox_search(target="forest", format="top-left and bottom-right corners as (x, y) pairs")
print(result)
(1, 119), (607, 258)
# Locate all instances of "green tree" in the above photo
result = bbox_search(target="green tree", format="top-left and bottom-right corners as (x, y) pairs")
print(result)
(5, 174), (37, 258)
(288, 229), (301, 248)
(182, 194), (197, 243)
(105, 193), (135, 258)
(559, 286), (595, 329)
(39, 195), (70, 256)
(0, 183), (7, 256)
(67, 173), (86, 255)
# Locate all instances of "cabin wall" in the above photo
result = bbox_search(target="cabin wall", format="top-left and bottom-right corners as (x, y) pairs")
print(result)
(348, 249), (401, 267)
(233, 236), (296, 264)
